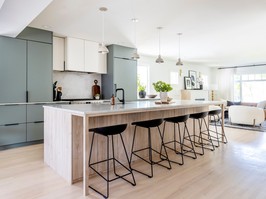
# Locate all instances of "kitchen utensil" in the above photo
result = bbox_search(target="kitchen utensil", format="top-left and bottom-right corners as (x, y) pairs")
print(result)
(92, 80), (100, 99)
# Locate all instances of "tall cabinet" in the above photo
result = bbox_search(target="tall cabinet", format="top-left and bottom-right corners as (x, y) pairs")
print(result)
(102, 45), (137, 101)
(0, 27), (53, 147)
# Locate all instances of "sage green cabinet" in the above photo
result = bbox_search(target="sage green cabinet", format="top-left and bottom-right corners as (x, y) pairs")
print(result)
(0, 37), (27, 103)
(27, 41), (53, 102)
(0, 105), (27, 146)
(102, 44), (137, 100)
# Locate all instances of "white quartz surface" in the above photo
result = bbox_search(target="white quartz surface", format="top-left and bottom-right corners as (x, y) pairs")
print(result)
(44, 100), (223, 117)
(0, 101), (70, 106)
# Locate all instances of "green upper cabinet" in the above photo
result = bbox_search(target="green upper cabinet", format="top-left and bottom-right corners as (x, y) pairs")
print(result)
(0, 37), (27, 103)
(112, 45), (135, 60)
(27, 41), (53, 102)
(102, 44), (137, 100)
(17, 27), (52, 44)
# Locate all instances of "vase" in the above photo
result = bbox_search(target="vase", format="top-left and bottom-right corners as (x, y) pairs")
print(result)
(139, 91), (146, 98)
(160, 92), (168, 102)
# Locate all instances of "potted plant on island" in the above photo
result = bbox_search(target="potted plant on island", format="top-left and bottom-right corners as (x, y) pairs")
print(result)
(137, 78), (146, 98)
(152, 81), (173, 102)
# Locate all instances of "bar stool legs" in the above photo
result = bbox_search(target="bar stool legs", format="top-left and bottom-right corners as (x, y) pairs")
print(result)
(130, 119), (171, 178)
(88, 124), (136, 198)
(162, 115), (197, 165)
(184, 112), (215, 156)
(209, 109), (228, 147)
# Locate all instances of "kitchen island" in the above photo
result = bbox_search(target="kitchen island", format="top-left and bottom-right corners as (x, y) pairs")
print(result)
(43, 100), (225, 196)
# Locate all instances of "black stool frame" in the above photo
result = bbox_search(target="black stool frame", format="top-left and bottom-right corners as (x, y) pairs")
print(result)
(130, 120), (171, 178)
(184, 112), (215, 156)
(162, 116), (197, 165)
(208, 110), (228, 147)
(89, 126), (136, 198)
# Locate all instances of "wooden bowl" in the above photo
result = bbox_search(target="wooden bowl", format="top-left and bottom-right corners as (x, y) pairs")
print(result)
(147, 94), (157, 98)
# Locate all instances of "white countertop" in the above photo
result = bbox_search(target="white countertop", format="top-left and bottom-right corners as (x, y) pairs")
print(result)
(43, 100), (223, 117)
(0, 101), (70, 106)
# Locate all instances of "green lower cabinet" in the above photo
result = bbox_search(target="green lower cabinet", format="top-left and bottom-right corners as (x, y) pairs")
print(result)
(26, 122), (44, 141)
(0, 123), (27, 146)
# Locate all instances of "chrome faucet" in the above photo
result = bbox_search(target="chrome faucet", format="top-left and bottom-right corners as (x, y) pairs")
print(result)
(115, 88), (125, 104)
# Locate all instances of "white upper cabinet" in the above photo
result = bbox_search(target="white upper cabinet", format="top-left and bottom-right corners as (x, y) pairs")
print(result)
(53, 36), (65, 71)
(84, 40), (98, 73)
(64, 37), (106, 73)
(65, 37), (85, 72)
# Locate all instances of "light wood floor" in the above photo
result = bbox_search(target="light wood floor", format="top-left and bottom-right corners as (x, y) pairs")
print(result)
(1, 127), (266, 199)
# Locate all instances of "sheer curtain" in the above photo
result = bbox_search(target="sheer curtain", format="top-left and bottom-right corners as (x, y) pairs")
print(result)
(217, 68), (235, 100)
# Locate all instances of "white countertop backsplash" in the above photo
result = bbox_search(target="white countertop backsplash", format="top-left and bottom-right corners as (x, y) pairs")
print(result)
(53, 71), (101, 99)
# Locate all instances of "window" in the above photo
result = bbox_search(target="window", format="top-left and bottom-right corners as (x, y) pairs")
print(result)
(137, 65), (149, 93)
(234, 74), (266, 102)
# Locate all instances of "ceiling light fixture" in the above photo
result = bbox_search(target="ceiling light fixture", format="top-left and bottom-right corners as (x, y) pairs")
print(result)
(176, 33), (183, 66)
(155, 27), (164, 64)
(131, 18), (140, 60)
(98, 7), (109, 54)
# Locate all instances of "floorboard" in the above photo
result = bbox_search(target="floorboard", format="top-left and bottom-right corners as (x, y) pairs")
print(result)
(0, 127), (266, 199)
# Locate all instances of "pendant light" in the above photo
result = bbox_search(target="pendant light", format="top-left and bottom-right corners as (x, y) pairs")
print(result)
(176, 33), (183, 65)
(131, 18), (140, 60)
(155, 27), (164, 63)
(98, 7), (109, 54)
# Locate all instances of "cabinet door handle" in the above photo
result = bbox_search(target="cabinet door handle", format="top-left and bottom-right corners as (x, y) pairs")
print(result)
(26, 91), (28, 102)
(5, 123), (19, 126)
(33, 121), (44, 124)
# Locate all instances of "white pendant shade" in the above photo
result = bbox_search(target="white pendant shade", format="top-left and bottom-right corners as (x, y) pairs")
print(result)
(176, 58), (183, 66)
(131, 18), (140, 60)
(99, 7), (109, 54)
(98, 43), (109, 54)
(176, 33), (183, 65)
(132, 50), (140, 60)
(156, 55), (164, 63)
(155, 27), (164, 64)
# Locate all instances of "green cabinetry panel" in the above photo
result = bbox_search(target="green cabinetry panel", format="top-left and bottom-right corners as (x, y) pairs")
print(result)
(27, 41), (53, 102)
(27, 122), (44, 141)
(0, 105), (26, 125)
(0, 37), (27, 103)
(102, 45), (137, 100)
(0, 123), (26, 146)
(17, 27), (52, 44)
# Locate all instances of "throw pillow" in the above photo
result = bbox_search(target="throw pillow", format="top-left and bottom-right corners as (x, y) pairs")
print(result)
(234, 101), (241, 105)
(227, 100), (234, 106)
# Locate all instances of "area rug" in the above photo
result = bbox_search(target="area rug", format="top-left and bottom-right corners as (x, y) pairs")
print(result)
(210, 119), (266, 132)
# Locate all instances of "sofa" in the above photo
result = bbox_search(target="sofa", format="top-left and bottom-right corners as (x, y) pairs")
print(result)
(228, 105), (265, 126)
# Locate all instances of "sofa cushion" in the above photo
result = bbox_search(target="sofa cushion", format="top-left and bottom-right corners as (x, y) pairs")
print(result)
(227, 100), (241, 106)
(228, 105), (265, 126)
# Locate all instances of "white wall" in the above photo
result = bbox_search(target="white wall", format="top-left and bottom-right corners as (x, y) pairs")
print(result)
(53, 71), (101, 99)
(138, 55), (214, 99)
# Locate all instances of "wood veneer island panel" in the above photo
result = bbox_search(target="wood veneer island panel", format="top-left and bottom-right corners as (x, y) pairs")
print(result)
(43, 100), (224, 196)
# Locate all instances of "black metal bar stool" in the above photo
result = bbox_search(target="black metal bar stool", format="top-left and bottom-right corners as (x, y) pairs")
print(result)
(89, 124), (136, 198)
(130, 119), (171, 178)
(209, 109), (228, 147)
(184, 112), (215, 155)
(162, 114), (197, 165)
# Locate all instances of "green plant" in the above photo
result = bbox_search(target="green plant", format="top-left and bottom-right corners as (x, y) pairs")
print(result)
(152, 81), (173, 92)
(137, 77), (146, 92)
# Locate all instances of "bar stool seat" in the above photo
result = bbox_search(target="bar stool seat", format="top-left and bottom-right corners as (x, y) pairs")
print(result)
(130, 119), (171, 178)
(163, 114), (197, 165)
(209, 109), (228, 147)
(184, 112), (215, 155)
(89, 124), (136, 198)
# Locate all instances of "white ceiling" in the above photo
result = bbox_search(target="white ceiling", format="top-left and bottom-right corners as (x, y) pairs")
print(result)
(2, 0), (266, 67)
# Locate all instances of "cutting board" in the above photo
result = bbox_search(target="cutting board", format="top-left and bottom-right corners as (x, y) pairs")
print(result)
(92, 80), (100, 99)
